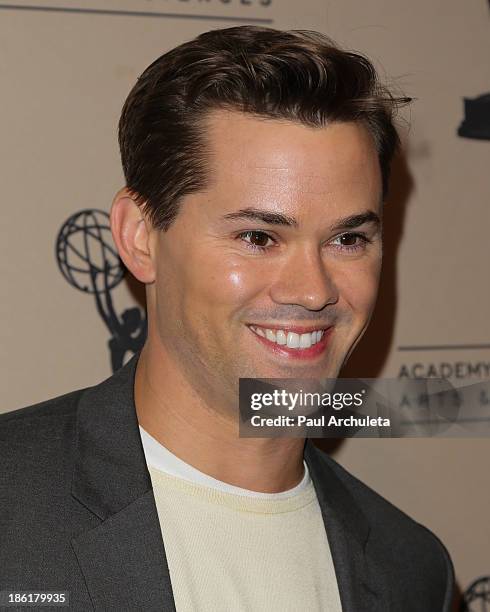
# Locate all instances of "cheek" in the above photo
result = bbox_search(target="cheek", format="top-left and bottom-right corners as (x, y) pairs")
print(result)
(187, 254), (268, 314)
(337, 259), (381, 316)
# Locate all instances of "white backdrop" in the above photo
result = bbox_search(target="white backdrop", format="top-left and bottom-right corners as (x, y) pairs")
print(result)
(1, 0), (489, 600)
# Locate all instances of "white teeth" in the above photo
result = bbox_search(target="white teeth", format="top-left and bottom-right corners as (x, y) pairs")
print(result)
(265, 329), (276, 342)
(250, 326), (325, 349)
(276, 330), (287, 345)
(299, 333), (312, 349)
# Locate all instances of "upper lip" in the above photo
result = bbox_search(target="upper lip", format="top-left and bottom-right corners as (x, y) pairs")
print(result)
(247, 323), (333, 334)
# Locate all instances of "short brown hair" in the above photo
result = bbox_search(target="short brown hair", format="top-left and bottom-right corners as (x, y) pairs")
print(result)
(119, 25), (411, 231)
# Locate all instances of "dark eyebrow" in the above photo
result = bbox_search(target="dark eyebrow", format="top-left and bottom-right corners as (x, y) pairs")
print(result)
(221, 207), (298, 227)
(221, 207), (381, 231)
(330, 211), (381, 232)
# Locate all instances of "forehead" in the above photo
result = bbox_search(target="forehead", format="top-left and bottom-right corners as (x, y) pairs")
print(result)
(201, 110), (382, 207)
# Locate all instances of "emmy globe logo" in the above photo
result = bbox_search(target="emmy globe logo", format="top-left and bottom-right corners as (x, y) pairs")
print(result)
(55, 209), (147, 372)
(461, 576), (490, 612)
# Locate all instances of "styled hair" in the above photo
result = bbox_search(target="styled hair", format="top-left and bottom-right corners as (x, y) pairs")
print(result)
(119, 25), (411, 231)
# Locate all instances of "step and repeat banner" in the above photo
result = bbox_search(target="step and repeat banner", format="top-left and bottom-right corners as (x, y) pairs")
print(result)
(1, 0), (488, 606)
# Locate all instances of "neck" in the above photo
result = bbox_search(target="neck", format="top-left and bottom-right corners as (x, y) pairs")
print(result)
(134, 341), (306, 494)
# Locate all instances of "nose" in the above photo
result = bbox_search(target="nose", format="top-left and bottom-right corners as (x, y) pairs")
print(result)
(269, 244), (339, 311)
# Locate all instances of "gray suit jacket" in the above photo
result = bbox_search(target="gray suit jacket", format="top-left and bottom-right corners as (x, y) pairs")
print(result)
(0, 353), (454, 611)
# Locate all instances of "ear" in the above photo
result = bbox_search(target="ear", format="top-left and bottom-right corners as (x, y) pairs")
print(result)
(110, 188), (156, 284)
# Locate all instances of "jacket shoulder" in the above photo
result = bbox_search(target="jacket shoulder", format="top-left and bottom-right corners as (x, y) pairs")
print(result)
(0, 388), (88, 461)
(0, 388), (86, 426)
(315, 446), (455, 610)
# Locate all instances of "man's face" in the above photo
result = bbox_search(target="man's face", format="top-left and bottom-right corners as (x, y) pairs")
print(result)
(148, 110), (382, 402)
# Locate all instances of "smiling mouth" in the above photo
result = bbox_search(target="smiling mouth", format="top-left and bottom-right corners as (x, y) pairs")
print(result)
(247, 324), (333, 359)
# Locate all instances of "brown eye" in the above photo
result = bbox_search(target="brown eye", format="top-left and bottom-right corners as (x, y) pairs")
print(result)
(239, 231), (274, 250)
(248, 231), (270, 247)
(330, 232), (370, 253)
(339, 233), (359, 246)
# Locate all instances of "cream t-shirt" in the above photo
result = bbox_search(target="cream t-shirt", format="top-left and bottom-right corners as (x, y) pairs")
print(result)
(139, 426), (342, 612)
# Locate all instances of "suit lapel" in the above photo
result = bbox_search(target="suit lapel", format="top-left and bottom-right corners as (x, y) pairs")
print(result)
(70, 353), (176, 611)
(71, 491), (175, 611)
(304, 438), (389, 611)
(70, 351), (387, 611)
